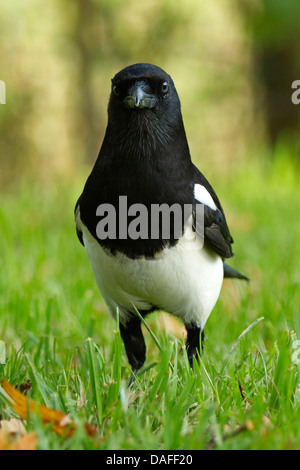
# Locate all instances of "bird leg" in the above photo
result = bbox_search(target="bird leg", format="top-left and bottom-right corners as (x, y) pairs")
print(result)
(185, 324), (205, 369)
(119, 315), (146, 388)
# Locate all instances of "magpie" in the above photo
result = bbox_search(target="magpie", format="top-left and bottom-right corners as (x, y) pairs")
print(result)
(75, 63), (248, 384)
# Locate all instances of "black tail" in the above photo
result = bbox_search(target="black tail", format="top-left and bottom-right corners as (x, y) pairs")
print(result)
(223, 263), (249, 281)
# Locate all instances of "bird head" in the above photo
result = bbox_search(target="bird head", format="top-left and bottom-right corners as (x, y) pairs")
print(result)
(108, 63), (181, 124)
(104, 63), (190, 163)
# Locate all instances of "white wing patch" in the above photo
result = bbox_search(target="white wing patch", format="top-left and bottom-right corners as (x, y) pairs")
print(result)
(194, 184), (217, 211)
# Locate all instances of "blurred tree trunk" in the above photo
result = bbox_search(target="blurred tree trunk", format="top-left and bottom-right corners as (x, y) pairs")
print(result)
(255, 44), (299, 148)
(239, 0), (300, 155)
(72, 0), (102, 162)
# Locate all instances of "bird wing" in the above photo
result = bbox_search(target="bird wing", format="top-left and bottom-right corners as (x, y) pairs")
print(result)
(74, 198), (85, 246)
(192, 165), (234, 259)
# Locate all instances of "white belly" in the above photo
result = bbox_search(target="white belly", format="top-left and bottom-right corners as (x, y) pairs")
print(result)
(78, 216), (223, 330)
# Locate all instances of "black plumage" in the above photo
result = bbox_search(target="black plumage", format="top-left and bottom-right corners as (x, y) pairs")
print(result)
(75, 63), (248, 384)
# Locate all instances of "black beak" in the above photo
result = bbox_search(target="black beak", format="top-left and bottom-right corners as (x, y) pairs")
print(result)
(125, 81), (156, 109)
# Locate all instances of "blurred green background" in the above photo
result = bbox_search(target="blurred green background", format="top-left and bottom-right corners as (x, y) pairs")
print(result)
(1, 0), (299, 188)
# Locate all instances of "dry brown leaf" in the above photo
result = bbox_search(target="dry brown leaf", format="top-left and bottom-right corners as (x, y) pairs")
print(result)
(0, 429), (38, 450)
(0, 418), (26, 435)
(245, 420), (254, 431)
(1, 379), (97, 438)
(19, 379), (32, 394)
(1, 379), (76, 437)
(0, 429), (7, 450)
(9, 432), (38, 450)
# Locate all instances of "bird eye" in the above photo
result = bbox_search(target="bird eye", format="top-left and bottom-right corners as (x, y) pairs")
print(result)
(112, 85), (119, 96)
(161, 81), (169, 94)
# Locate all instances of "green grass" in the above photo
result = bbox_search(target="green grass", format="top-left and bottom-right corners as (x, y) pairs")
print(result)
(0, 153), (300, 450)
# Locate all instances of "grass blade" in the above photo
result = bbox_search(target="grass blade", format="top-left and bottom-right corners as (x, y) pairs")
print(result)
(221, 317), (264, 375)
(86, 338), (103, 425)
